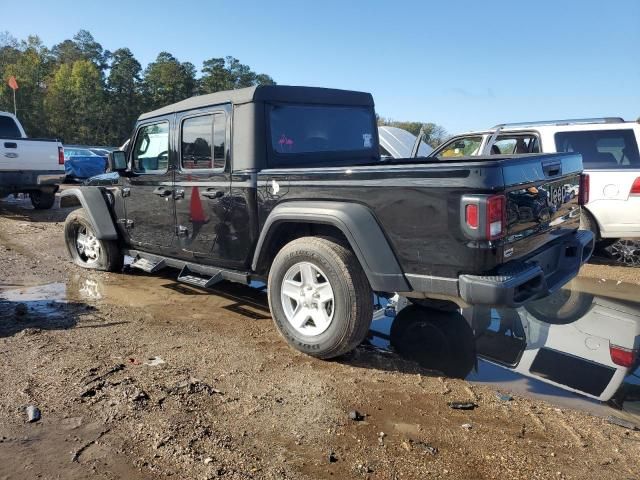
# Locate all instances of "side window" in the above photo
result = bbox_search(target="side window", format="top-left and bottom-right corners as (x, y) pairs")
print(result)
(435, 136), (483, 158)
(555, 129), (640, 169)
(0, 116), (21, 137)
(181, 113), (226, 171)
(132, 122), (169, 174)
(491, 135), (540, 155)
(212, 112), (226, 169)
(182, 115), (213, 170)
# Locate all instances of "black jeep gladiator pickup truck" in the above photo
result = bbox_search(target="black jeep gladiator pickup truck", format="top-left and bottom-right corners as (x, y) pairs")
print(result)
(61, 85), (594, 358)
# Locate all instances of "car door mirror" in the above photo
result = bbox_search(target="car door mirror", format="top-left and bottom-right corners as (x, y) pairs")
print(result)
(108, 150), (128, 172)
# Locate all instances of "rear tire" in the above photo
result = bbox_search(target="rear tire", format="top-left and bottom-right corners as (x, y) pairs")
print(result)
(64, 208), (123, 272)
(30, 190), (55, 210)
(580, 209), (617, 250)
(267, 236), (373, 359)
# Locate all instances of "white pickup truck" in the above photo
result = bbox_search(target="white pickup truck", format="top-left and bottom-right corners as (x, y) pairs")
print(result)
(0, 112), (65, 209)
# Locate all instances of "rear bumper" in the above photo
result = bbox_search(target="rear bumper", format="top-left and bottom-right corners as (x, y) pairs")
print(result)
(403, 230), (595, 308)
(0, 170), (63, 194)
(459, 230), (594, 307)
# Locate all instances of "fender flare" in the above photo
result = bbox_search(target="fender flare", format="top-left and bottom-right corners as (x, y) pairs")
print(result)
(60, 188), (118, 240)
(252, 201), (410, 292)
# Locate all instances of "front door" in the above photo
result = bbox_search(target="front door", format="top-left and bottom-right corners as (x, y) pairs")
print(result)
(173, 108), (235, 265)
(124, 120), (175, 250)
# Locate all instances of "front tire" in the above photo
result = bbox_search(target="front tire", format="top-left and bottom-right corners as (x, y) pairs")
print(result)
(64, 208), (123, 272)
(30, 190), (55, 209)
(267, 237), (373, 359)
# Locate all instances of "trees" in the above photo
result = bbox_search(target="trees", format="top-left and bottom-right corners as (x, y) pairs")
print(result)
(142, 52), (196, 110)
(199, 56), (275, 94)
(0, 30), (277, 146)
(46, 60), (105, 144)
(107, 48), (142, 145)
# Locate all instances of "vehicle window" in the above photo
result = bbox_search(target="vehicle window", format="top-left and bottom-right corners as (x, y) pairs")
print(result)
(269, 104), (375, 157)
(212, 113), (226, 169)
(182, 115), (212, 170)
(492, 135), (540, 155)
(0, 116), (21, 137)
(132, 122), (169, 174)
(555, 129), (640, 169)
(181, 113), (226, 171)
(435, 136), (483, 158)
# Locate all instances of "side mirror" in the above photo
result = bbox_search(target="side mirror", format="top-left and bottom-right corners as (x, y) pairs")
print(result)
(108, 150), (128, 172)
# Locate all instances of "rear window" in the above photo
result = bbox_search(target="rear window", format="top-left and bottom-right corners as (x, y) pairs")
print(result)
(268, 104), (375, 161)
(0, 116), (21, 137)
(555, 129), (640, 169)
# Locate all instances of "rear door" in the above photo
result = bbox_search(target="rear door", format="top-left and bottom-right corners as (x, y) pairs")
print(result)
(173, 106), (234, 265)
(123, 119), (175, 249)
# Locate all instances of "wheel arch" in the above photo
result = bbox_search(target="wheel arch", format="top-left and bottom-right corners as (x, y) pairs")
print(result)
(252, 201), (409, 292)
(60, 188), (118, 240)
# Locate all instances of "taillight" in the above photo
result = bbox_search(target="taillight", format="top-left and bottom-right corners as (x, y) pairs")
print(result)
(578, 174), (589, 205)
(610, 344), (638, 368)
(487, 195), (505, 240)
(58, 146), (65, 165)
(630, 177), (640, 196)
(465, 204), (479, 229)
(461, 194), (506, 241)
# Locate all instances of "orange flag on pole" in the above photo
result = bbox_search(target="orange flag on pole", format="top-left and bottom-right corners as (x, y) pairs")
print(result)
(7, 76), (18, 90)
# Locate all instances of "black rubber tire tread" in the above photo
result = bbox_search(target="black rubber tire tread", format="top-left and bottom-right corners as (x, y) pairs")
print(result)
(30, 190), (55, 209)
(64, 208), (123, 272)
(267, 236), (373, 359)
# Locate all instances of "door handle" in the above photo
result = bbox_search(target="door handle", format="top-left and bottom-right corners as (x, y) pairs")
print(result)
(201, 189), (224, 199)
(4, 142), (17, 149)
(153, 187), (173, 197)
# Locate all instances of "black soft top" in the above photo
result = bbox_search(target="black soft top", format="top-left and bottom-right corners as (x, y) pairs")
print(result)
(138, 85), (374, 121)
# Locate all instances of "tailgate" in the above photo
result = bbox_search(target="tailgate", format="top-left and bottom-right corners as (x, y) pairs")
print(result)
(503, 153), (583, 260)
(0, 139), (63, 171)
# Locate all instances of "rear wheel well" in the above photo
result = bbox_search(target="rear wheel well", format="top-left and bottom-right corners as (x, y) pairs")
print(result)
(255, 222), (350, 276)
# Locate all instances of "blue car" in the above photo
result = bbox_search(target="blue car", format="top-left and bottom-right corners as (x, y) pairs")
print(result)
(63, 146), (107, 181)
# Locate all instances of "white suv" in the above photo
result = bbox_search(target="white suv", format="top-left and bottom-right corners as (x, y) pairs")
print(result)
(429, 118), (640, 251)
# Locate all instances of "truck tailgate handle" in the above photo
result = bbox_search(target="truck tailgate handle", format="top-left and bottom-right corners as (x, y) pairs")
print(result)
(4, 142), (17, 148)
(153, 187), (173, 197)
(542, 161), (561, 177)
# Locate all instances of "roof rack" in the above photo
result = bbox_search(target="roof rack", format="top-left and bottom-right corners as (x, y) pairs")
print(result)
(491, 117), (625, 129)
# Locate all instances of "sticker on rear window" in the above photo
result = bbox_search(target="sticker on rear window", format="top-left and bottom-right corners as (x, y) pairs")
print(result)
(363, 133), (372, 148)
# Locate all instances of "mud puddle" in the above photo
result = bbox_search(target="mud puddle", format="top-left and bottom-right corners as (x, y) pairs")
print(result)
(4, 268), (640, 427)
(370, 276), (640, 424)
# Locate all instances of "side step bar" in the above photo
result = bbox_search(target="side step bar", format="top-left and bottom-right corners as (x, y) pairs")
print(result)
(178, 265), (223, 289)
(130, 256), (166, 273)
(124, 249), (251, 288)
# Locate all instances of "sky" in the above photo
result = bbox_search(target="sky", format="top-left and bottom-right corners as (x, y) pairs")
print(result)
(4, 0), (639, 133)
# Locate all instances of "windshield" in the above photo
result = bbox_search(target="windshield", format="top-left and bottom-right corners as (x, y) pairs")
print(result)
(434, 136), (483, 158)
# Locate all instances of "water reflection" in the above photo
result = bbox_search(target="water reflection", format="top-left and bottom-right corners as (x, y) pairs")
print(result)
(370, 278), (640, 415)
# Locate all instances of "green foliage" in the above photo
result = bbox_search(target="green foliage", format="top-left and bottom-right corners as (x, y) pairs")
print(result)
(199, 56), (275, 94)
(378, 117), (449, 148)
(0, 30), (276, 145)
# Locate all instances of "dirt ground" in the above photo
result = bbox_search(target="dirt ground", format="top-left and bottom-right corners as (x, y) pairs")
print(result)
(1, 197), (640, 480)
